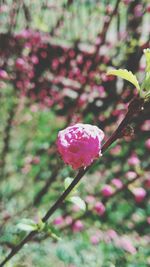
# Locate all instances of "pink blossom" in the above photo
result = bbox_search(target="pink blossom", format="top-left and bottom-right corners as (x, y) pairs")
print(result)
(32, 156), (40, 164)
(147, 217), (150, 224)
(15, 58), (26, 71)
(145, 139), (150, 150)
(31, 55), (39, 65)
(53, 216), (64, 225)
(65, 216), (73, 226)
(107, 229), (118, 240)
(141, 120), (150, 131)
(123, 0), (132, 4)
(132, 187), (146, 203)
(144, 178), (150, 188)
(72, 220), (84, 232)
(134, 4), (143, 17)
(57, 123), (104, 170)
(85, 195), (95, 204)
(128, 154), (140, 166)
(110, 145), (121, 155)
(94, 202), (105, 216)
(146, 4), (150, 13)
(101, 185), (113, 197)
(125, 171), (137, 180)
(90, 235), (100, 245)
(0, 69), (8, 80)
(111, 178), (123, 189)
(120, 237), (136, 254)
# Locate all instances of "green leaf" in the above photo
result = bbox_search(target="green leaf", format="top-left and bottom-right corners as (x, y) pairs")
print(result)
(141, 49), (150, 95)
(45, 224), (61, 241)
(64, 177), (74, 190)
(17, 219), (38, 232)
(68, 196), (86, 211)
(107, 69), (140, 91)
(144, 48), (150, 74)
(64, 177), (79, 196)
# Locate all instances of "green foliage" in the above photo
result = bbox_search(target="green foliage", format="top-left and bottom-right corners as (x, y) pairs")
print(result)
(141, 49), (150, 100)
(17, 218), (38, 232)
(107, 69), (140, 91)
(68, 196), (86, 211)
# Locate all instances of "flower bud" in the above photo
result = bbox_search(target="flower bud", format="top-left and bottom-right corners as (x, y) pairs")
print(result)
(101, 185), (113, 197)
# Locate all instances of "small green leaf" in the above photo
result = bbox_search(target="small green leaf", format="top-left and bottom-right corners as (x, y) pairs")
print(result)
(141, 49), (150, 95)
(64, 177), (74, 190)
(69, 196), (86, 211)
(144, 48), (150, 74)
(107, 69), (140, 91)
(45, 224), (61, 241)
(17, 219), (38, 232)
(64, 177), (79, 196)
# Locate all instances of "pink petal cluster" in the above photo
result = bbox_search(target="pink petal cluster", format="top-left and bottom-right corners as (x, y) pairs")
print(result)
(145, 139), (150, 150)
(132, 187), (146, 203)
(94, 201), (105, 216)
(128, 154), (140, 166)
(57, 123), (104, 170)
(101, 184), (113, 197)
(72, 220), (84, 232)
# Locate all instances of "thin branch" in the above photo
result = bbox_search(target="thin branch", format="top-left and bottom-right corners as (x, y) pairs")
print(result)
(0, 96), (144, 267)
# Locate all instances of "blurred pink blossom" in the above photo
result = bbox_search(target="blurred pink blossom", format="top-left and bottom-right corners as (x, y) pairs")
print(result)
(53, 216), (64, 225)
(72, 220), (84, 232)
(132, 187), (146, 203)
(94, 201), (105, 216)
(141, 120), (150, 131)
(125, 171), (137, 180)
(145, 139), (150, 150)
(111, 178), (123, 189)
(128, 154), (140, 166)
(120, 237), (136, 254)
(90, 235), (100, 245)
(101, 185), (113, 197)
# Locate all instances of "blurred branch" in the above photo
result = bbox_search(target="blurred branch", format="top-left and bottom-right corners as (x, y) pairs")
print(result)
(0, 103), (16, 180)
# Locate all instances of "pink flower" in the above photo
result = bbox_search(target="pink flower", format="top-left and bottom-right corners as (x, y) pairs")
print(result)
(15, 58), (26, 71)
(57, 123), (104, 170)
(141, 120), (150, 131)
(65, 216), (73, 226)
(101, 185), (113, 197)
(123, 0), (132, 4)
(85, 195), (95, 204)
(0, 69), (8, 80)
(90, 235), (100, 245)
(120, 237), (136, 254)
(132, 187), (146, 203)
(53, 216), (64, 225)
(145, 139), (150, 150)
(128, 154), (140, 166)
(134, 4), (143, 17)
(125, 171), (137, 180)
(72, 220), (84, 232)
(107, 229), (118, 240)
(147, 217), (150, 224)
(146, 4), (150, 13)
(111, 178), (123, 189)
(94, 202), (105, 216)
(110, 145), (121, 155)
(144, 178), (150, 188)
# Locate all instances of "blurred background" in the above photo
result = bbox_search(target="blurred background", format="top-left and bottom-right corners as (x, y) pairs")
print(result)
(0, 0), (150, 266)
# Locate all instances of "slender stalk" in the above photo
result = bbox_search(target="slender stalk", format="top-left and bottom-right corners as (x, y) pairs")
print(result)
(0, 97), (144, 267)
